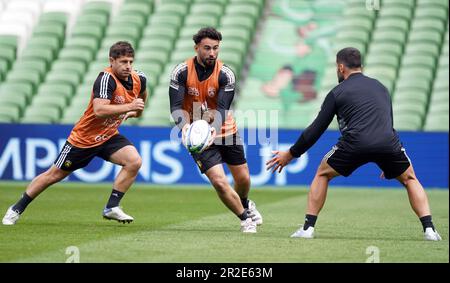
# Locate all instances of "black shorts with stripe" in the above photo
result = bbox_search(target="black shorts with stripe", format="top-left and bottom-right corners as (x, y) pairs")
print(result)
(325, 145), (411, 179)
(54, 134), (133, 171)
(190, 134), (247, 174)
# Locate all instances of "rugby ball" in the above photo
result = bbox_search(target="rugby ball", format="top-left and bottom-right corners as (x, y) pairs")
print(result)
(185, 120), (212, 154)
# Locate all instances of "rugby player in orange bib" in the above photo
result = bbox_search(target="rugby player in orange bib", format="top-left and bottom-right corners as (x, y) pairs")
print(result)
(3, 42), (148, 225)
(169, 27), (262, 233)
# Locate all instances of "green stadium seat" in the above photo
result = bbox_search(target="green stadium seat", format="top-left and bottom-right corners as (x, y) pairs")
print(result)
(32, 24), (66, 46)
(45, 71), (81, 94)
(112, 13), (147, 29)
(58, 47), (94, 66)
(382, 0), (415, 9)
(424, 114), (449, 131)
(415, 7), (448, 22)
(220, 28), (252, 45)
(137, 50), (170, 66)
(0, 94), (28, 113)
(344, 7), (376, 20)
(365, 54), (399, 69)
(411, 18), (445, 33)
(122, 2), (153, 18)
(106, 25), (142, 42)
(82, 1), (112, 17)
(401, 55), (436, 70)
(6, 70), (42, 92)
(139, 38), (174, 51)
(340, 18), (373, 32)
(408, 30), (442, 45)
(0, 83), (34, 101)
(143, 26), (178, 41)
(368, 42), (403, 57)
(12, 60), (48, 78)
(194, 0), (228, 5)
(393, 102), (427, 117)
(76, 13), (109, 28)
(0, 105), (21, 122)
(184, 15), (219, 28)
(364, 66), (397, 81)
(375, 18), (409, 33)
(148, 14), (183, 28)
(71, 24), (104, 41)
(0, 35), (18, 50)
(398, 67), (434, 82)
(101, 35), (138, 49)
(156, 3), (188, 17)
(393, 113), (423, 130)
(336, 30), (370, 44)
(220, 15), (256, 30)
(190, 3), (224, 18)
(372, 30), (407, 45)
(37, 83), (75, 100)
(65, 37), (100, 53)
(27, 35), (62, 52)
(378, 6), (413, 21)
(51, 60), (87, 79)
(417, 0), (449, 8)
(405, 43), (440, 58)
(0, 46), (16, 69)
(21, 106), (61, 123)
(31, 95), (67, 111)
(225, 4), (260, 19)
(21, 47), (55, 66)
(38, 12), (68, 27)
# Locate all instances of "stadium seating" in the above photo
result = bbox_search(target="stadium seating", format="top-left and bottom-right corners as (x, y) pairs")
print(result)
(0, 0), (448, 133)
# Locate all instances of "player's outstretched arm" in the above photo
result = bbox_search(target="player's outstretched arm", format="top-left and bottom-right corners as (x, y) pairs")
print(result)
(93, 98), (145, 118)
(266, 150), (294, 173)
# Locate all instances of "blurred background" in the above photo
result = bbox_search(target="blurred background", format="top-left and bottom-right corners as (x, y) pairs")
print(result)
(0, 0), (448, 187)
(0, 0), (448, 130)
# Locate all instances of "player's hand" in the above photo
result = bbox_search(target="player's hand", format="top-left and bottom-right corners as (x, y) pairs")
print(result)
(202, 111), (215, 124)
(129, 98), (145, 112)
(380, 172), (385, 179)
(266, 150), (294, 173)
(206, 127), (216, 148)
(181, 123), (190, 148)
(122, 111), (137, 122)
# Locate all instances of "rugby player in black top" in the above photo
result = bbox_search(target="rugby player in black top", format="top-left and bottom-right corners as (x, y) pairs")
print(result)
(266, 47), (441, 241)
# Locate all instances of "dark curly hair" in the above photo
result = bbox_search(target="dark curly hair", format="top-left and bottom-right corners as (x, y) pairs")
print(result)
(193, 27), (222, 44)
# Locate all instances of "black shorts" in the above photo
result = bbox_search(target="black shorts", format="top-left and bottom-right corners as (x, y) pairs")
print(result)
(190, 135), (247, 174)
(54, 134), (133, 171)
(325, 145), (411, 179)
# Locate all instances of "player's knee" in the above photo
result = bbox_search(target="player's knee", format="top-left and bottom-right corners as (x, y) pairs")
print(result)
(210, 176), (228, 193)
(398, 172), (417, 188)
(128, 156), (142, 172)
(235, 173), (250, 188)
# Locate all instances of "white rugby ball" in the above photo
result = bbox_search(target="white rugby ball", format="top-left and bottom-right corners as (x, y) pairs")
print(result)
(185, 120), (212, 154)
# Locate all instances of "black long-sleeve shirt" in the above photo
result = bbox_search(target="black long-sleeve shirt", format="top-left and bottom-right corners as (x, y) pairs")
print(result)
(290, 72), (402, 157)
(169, 57), (235, 131)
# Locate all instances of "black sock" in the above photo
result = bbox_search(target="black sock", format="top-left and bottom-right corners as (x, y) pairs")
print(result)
(238, 209), (251, 220)
(419, 215), (435, 232)
(106, 189), (125, 209)
(303, 214), (317, 230)
(241, 198), (249, 209)
(12, 193), (33, 214)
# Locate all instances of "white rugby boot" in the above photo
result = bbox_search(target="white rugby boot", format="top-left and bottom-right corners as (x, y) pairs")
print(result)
(424, 227), (442, 241)
(290, 226), (315, 238)
(248, 200), (263, 225)
(2, 206), (21, 225)
(103, 206), (134, 224)
(240, 218), (257, 233)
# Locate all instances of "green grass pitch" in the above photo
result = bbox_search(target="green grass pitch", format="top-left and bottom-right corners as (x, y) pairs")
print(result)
(0, 182), (448, 263)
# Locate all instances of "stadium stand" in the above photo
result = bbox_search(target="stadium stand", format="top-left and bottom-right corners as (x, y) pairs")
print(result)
(0, 0), (448, 132)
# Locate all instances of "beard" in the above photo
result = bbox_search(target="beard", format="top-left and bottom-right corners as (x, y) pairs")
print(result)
(337, 73), (344, 83)
(202, 57), (216, 66)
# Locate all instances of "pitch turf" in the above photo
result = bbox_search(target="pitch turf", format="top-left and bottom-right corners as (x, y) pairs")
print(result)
(0, 182), (448, 263)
